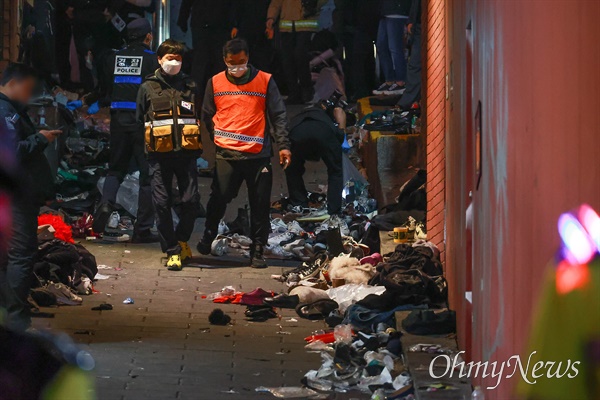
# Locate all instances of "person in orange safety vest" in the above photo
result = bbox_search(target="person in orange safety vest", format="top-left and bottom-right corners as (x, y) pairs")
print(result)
(197, 38), (291, 269)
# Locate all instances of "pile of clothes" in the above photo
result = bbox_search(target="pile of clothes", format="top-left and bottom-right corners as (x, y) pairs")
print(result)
(30, 213), (99, 309)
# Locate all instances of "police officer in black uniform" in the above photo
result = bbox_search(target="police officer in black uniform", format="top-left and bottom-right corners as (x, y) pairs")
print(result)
(90, 18), (160, 243)
(0, 63), (61, 331)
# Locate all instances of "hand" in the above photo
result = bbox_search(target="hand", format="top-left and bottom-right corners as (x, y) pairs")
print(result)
(40, 130), (62, 143)
(266, 19), (274, 30)
(66, 100), (83, 111)
(333, 107), (347, 130)
(407, 23), (413, 34)
(103, 8), (112, 22)
(87, 101), (100, 115)
(279, 149), (292, 169)
(231, 27), (238, 38)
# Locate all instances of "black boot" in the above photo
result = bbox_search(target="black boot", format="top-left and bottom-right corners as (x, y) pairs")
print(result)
(228, 206), (250, 236)
(196, 231), (215, 255)
(92, 202), (113, 234)
(250, 244), (268, 269)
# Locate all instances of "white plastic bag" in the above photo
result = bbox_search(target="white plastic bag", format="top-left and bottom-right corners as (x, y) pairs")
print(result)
(325, 284), (386, 313)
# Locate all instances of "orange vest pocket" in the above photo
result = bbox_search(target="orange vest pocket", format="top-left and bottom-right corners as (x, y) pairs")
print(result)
(181, 125), (202, 150)
(152, 125), (174, 152)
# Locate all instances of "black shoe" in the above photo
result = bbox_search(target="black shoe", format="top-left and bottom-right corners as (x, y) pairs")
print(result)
(263, 294), (300, 309)
(228, 206), (250, 236)
(92, 203), (113, 233)
(196, 238), (212, 255)
(244, 305), (277, 321)
(250, 244), (268, 269)
(131, 230), (160, 243)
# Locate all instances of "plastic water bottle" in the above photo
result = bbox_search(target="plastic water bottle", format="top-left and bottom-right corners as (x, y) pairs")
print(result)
(471, 386), (485, 400)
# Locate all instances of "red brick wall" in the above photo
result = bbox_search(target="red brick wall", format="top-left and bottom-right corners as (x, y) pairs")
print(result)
(424, 0), (446, 260)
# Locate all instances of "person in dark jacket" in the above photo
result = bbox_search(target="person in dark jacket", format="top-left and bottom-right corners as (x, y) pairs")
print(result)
(286, 105), (345, 215)
(373, 0), (412, 95)
(136, 39), (202, 271)
(80, 19), (160, 243)
(0, 63), (62, 331)
(196, 39), (291, 269)
(177, 0), (235, 97)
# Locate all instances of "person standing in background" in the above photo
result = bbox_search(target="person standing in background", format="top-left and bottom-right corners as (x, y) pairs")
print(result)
(177, 0), (235, 97)
(82, 19), (160, 243)
(137, 40), (203, 271)
(266, 0), (328, 104)
(373, 0), (412, 95)
(232, 0), (273, 72)
(197, 39), (291, 269)
(0, 64), (62, 331)
(397, 0), (422, 109)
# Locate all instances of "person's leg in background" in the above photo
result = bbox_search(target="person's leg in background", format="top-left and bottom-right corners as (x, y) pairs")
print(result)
(131, 130), (158, 242)
(398, 24), (421, 109)
(294, 31), (314, 103)
(285, 144), (309, 209)
(198, 159), (244, 253)
(280, 31), (301, 102)
(376, 18), (394, 84)
(92, 121), (134, 233)
(320, 141), (343, 215)
(191, 29), (211, 97)
(386, 17), (408, 83)
(0, 201), (38, 331)
(149, 159), (179, 256)
(243, 158), (272, 268)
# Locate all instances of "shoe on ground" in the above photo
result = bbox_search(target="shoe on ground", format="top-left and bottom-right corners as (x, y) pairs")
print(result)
(250, 245), (268, 269)
(196, 236), (213, 255)
(268, 231), (295, 246)
(179, 241), (192, 261)
(263, 294), (300, 309)
(264, 244), (294, 259)
(131, 230), (160, 243)
(282, 238), (305, 252)
(92, 203), (113, 233)
(270, 218), (288, 233)
(297, 209), (330, 223)
(373, 82), (392, 95)
(166, 254), (182, 271)
(102, 231), (130, 242)
(383, 82), (406, 95)
(245, 305), (277, 321)
(231, 233), (252, 249)
(211, 236), (229, 256)
(280, 252), (328, 282)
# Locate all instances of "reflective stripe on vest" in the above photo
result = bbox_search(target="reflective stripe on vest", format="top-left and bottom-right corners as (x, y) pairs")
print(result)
(279, 19), (319, 32)
(212, 70), (271, 154)
(114, 76), (142, 84)
(111, 101), (137, 110)
(146, 118), (197, 127)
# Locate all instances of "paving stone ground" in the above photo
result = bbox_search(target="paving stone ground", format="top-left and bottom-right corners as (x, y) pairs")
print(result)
(32, 152), (369, 400)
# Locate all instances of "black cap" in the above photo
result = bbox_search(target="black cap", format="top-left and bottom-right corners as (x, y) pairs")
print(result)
(127, 18), (152, 40)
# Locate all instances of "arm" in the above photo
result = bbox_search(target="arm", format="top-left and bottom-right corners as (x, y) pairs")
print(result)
(265, 78), (290, 151)
(136, 84), (149, 125)
(267, 0), (284, 21)
(201, 79), (216, 140)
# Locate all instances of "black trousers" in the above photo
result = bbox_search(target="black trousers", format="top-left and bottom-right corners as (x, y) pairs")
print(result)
(102, 115), (154, 233)
(204, 158), (273, 246)
(398, 25), (422, 109)
(285, 121), (343, 215)
(149, 157), (200, 255)
(280, 31), (313, 100)
(0, 200), (39, 331)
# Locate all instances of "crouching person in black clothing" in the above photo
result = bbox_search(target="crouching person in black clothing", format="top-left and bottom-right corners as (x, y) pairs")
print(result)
(137, 40), (202, 271)
(0, 63), (62, 331)
(285, 103), (346, 216)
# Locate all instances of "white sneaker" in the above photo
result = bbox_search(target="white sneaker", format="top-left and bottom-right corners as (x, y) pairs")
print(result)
(107, 211), (120, 229)
(268, 231), (294, 246)
(296, 209), (330, 222)
(264, 244), (294, 259)
(287, 220), (305, 235)
(373, 82), (392, 95)
(315, 214), (349, 236)
(282, 238), (305, 252)
(383, 82), (406, 95)
(211, 236), (229, 256)
(231, 233), (252, 249)
(271, 218), (288, 233)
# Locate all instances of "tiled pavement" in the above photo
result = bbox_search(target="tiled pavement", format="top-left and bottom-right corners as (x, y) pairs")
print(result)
(32, 154), (370, 399)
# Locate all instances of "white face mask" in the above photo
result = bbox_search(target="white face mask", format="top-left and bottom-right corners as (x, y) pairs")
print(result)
(227, 63), (248, 78)
(161, 59), (182, 75)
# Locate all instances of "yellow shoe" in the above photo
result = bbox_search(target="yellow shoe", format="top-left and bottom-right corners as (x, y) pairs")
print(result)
(166, 254), (182, 271)
(179, 241), (192, 262)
